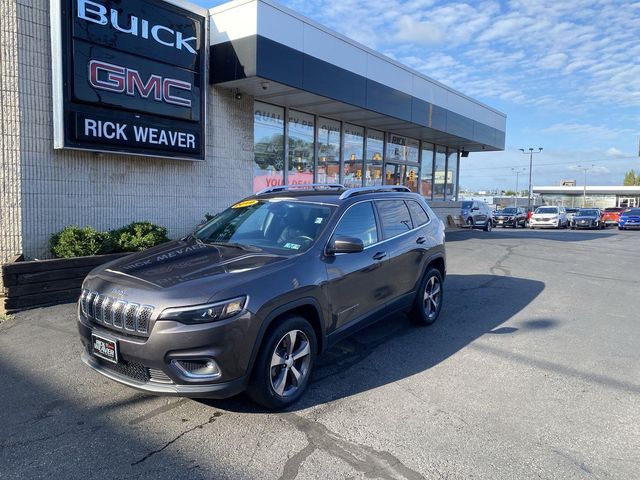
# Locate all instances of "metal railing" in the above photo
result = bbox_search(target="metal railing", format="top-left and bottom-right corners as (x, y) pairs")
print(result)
(338, 185), (412, 200)
(256, 183), (344, 195)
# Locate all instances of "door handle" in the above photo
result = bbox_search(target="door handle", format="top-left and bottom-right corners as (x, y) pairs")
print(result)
(372, 252), (387, 260)
(416, 237), (426, 244)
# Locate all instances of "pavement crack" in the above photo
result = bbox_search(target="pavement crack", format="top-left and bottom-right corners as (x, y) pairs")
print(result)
(130, 412), (223, 466)
(490, 244), (516, 277)
(280, 414), (424, 480)
(128, 398), (188, 425)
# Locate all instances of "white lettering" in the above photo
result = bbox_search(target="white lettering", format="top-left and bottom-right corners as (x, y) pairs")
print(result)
(116, 123), (127, 140)
(110, 9), (138, 34)
(85, 118), (98, 137)
(158, 129), (168, 145)
(151, 25), (174, 48)
(133, 125), (148, 142)
(148, 128), (159, 144)
(187, 134), (195, 149)
(77, 0), (107, 25)
(175, 32), (197, 55)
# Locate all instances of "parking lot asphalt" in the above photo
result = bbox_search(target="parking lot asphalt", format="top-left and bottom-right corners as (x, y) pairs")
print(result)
(1, 228), (639, 480)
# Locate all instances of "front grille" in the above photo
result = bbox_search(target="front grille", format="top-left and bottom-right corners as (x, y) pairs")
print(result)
(87, 344), (150, 383)
(148, 368), (173, 384)
(81, 289), (154, 336)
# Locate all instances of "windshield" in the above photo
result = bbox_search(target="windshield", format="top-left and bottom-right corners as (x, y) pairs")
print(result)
(501, 208), (517, 214)
(604, 208), (622, 212)
(535, 207), (558, 214)
(462, 201), (473, 209)
(577, 209), (599, 216)
(195, 200), (335, 254)
(623, 209), (640, 216)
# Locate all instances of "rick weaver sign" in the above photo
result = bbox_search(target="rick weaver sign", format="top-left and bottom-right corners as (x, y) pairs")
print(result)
(51, 0), (207, 160)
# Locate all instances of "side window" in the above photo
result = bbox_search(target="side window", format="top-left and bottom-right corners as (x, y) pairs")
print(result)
(332, 202), (378, 247)
(376, 200), (413, 239)
(406, 201), (430, 226)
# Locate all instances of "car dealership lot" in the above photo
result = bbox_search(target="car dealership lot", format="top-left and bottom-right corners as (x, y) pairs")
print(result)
(1, 229), (638, 480)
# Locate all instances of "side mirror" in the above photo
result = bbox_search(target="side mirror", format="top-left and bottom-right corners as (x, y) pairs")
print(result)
(327, 236), (364, 254)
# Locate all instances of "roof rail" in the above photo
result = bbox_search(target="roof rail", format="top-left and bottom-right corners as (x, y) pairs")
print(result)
(339, 185), (412, 200)
(256, 183), (344, 196)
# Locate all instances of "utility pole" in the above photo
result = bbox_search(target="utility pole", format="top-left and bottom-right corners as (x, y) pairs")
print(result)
(511, 167), (526, 207)
(519, 147), (543, 208)
(578, 164), (594, 207)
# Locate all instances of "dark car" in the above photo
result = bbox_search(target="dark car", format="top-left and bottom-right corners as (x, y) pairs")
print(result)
(494, 207), (526, 228)
(619, 208), (640, 230)
(460, 200), (494, 231)
(571, 208), (604, 229)
(77, 185), (446, 409)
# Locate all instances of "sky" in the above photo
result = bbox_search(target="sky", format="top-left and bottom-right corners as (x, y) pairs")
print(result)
(196, 0), (640, 191)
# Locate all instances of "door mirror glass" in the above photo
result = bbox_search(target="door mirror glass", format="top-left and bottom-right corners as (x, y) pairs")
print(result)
(328, 236), (364, 254)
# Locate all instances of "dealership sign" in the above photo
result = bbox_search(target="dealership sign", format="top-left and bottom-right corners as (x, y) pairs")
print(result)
(51, 0), (207, 160)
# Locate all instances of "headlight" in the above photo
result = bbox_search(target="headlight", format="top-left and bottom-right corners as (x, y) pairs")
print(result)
(159, 296), (247, 324)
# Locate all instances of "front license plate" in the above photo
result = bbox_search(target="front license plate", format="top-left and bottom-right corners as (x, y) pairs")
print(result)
(92, 333), (118, 364)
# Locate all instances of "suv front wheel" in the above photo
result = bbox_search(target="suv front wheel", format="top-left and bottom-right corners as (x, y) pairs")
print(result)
(411, 267), (444, 326)
(248, 316), (317, 410)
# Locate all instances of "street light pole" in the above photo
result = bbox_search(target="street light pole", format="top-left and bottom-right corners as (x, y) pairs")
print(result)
(578, 164), (595, 207)
(511, 167), (526, 206)
(519, 147), (543, 208)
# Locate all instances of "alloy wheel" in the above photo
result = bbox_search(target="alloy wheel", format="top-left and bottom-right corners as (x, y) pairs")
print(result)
(423, 276), (442, 320)
(270, 330), (311, 397)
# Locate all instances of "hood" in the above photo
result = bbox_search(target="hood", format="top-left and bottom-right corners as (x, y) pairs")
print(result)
(92, 238), (289, 290)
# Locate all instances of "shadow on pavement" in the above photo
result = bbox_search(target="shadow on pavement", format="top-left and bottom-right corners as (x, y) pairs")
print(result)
(205, 273), (546, 413)
(446, 229), (618, 242)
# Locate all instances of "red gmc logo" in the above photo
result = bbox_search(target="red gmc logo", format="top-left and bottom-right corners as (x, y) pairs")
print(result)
(88, 60), (192, 108)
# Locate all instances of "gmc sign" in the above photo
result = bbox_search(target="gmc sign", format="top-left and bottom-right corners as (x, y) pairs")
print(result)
(52, 0), (207, 160)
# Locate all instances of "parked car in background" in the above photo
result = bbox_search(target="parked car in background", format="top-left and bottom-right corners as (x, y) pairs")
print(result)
(461, 201), (494, 231)
(529, 206), (568, 229)
(77, 184), (446, 409)
(601, 207), (625, 227)
(495, 207), (526, 228)
(565, 208), (579, 225)
(618, 208), (640, 230)
(570, 208), (604, 229)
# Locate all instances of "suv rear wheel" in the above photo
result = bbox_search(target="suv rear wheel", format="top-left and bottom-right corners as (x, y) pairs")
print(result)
(411, 267), (444, 326)
(248, 316), (317, 410)
(484, 219), (492, 232)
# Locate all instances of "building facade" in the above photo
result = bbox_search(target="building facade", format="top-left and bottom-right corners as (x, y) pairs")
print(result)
(533, 186), (640, 209)
(0, 0), (505, 282)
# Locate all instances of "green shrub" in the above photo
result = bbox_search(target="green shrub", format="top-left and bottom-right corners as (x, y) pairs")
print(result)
(112, 222), (169, 252)
(51, 226), (113, 258)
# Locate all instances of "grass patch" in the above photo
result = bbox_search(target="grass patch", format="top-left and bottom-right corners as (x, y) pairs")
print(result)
(0, 313), (13, 324)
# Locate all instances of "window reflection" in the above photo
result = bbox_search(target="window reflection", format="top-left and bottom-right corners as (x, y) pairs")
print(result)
(253, 102), (285, 193)
(343, 124), (364, 188)
(420, 143), (434, 199)
(365, 130), (384, 186)
(446, 149), (458, 200)
(317, 117), (340, 184)
(433, 146), (446, 200)
(288, 110), (315, 186)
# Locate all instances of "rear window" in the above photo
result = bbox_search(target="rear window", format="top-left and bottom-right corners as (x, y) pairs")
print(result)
(462, 201), (473, 209)
(376, 200), (413, 239)
(406, 201), (430, 226)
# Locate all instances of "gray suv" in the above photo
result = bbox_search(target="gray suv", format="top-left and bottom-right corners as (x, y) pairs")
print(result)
(78, 185), (446, 409)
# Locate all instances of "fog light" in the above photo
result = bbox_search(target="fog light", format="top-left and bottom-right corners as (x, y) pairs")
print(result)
(172, 358), (221, 380)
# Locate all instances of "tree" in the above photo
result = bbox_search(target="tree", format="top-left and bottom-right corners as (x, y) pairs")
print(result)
(623, 170), (637, 186)
(504, 190), (517, 196)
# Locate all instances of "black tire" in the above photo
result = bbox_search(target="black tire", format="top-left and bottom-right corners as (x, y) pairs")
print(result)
(484, 219), (492, 232)
(466, 217), (474, 228)
(247, 316), (317, 410)
(411, 267), (444, 326)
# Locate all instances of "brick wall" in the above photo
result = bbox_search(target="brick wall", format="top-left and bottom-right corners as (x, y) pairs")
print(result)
(1, 0), (255, 273)
(0, 0), (23, 289)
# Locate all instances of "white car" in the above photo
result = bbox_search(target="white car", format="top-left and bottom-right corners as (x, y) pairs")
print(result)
(529, 206), (568, 229)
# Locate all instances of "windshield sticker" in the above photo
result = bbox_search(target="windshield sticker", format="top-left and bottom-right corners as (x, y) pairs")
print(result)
(314, 217), (324, 224)
(283, 243), (301, 250)
(232, 200), (259, 209)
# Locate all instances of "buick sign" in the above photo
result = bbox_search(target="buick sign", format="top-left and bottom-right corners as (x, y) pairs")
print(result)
(51, 0), (207, 160)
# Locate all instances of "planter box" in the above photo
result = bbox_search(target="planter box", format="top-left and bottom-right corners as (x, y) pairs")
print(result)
(2, 253), (130, 313)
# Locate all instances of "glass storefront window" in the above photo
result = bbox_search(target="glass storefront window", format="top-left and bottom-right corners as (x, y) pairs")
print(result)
(253, 102), (285, 193)
(385, 163), (405, 186)
(365, 129), (384, 186)
(316, 117), (340, 184)
(386, 133), (419, 164)
(288, 110), (315, 186)
(420, 143), (434, 199)
(343, 124), (364, 188)
(405, 165), (419, 192)
(433, 146), (446, 201)
(446, 149), (459, 200)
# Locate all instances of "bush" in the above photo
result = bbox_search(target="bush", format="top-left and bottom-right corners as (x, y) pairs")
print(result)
(111, 222), (169, 252)
(51, 226), (113, 258)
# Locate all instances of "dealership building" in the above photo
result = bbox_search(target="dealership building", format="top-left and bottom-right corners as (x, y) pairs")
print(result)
(533, 186), (640, 209)
(0, 0), (506, 278)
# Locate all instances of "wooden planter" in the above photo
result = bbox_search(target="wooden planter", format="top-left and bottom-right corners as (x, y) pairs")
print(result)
(2, 253), (130, 313)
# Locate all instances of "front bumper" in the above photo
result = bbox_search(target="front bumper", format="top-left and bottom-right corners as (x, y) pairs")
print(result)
(529, 219), (559, 228)
(78, 308), (258, 398)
